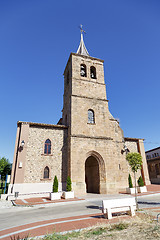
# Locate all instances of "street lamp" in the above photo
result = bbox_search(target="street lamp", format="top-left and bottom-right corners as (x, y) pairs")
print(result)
(121, 142), (129, 154)
(21, 140), (25, 147)
(18, 140), (25, 151)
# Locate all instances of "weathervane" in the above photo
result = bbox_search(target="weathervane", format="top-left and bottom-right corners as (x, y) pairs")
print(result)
(79, 24), (86, 34)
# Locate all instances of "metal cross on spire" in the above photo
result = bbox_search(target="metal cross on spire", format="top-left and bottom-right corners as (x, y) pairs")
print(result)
(79, 24), (86, 34)
(77, 25), (89, 56)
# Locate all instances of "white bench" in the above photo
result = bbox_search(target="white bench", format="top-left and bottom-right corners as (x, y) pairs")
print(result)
(102, 197), (136, 219)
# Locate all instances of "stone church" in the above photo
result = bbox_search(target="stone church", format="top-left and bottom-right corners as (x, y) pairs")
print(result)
(8, 30), (150, 197)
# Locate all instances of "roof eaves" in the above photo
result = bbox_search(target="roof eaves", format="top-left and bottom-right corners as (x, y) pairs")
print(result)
(17, 121), (68, 129)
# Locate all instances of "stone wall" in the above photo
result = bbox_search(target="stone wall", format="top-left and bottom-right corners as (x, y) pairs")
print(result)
(9, 51), (150, 197)
(63, 53), (144, 195)
(23, 125), (68, 188)
(147, 158), (160, 183)
(70, 131), (129, 195)
(125, 140), (138, 152)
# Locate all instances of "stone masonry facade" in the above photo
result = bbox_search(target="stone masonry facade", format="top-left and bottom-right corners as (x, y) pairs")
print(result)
(24, 125), (68, 185)
(61, 53), (150, 195)
(9, 51), (150, 197)
(9, 123), (68, 195)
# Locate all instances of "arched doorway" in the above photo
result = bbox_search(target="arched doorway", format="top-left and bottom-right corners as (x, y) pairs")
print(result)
(85, 156), (100, 193)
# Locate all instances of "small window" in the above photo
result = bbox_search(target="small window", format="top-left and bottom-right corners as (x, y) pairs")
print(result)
(88, 109), (95, 124)
(44, 139), (51, 154)
(90, 66), (96, 79)
(80, 64), (87, 77)
(44, 166), (49, 179)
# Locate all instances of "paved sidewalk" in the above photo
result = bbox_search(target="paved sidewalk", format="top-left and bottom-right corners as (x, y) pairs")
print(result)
(0, 213), (132, 240)
(14, 197), (84, 206)
(12, 184), (160, 207)
(120, 184), (160, 197)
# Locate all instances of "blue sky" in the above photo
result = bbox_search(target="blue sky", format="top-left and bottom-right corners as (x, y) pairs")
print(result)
(0, 0), (160, 163)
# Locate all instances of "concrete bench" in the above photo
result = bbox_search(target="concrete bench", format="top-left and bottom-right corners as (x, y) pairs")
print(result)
(102, 197), (136, 219)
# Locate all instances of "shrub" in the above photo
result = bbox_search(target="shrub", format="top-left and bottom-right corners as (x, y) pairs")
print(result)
(110, 222), (129, 231)
(128, 174), (133, 188)
(53, 176), (58, 192)
(66, 176), (72, 192)
(138, 176), (144, 187)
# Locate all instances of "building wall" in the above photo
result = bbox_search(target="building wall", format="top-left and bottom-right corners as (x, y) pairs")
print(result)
(9, 123), (68, 194)
(62, 53), (150, 195)
(24, 125), (68, 185)
(70, 136), (130, 194)
(9, 52), (150, 197)
(146, 148), (160, 160)
(146, 147), (160, 183)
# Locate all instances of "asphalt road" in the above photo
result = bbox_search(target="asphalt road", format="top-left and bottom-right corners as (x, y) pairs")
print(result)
(138, 194), (160, 209)
(0, 194), (160, 231)
(0, 200), (101, 231)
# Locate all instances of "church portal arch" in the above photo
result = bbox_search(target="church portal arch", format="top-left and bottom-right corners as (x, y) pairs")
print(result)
(85, 151), (106, 194)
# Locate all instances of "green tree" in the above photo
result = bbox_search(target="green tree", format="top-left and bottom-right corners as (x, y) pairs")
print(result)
(138, 176), (144, 187)
(53, 176), (58, 192)
(126, 152), (143, 209)
(128, 174), (133, 188)
(66, 176), (72, 192)
(0, 157), (11, 180)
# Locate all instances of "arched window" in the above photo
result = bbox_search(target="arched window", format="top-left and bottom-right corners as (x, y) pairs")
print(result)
(44, 139), (51, 154)
(80, 64), (87, 77)
(88, 109), (95, 124)
(44, 166), (49, 179)
(90, 66), (96, 79)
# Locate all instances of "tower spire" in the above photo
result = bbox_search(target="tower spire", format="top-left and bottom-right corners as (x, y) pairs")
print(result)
(76, 25), (90, 56)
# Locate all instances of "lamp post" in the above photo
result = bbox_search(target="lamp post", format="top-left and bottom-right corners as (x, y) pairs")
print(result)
(18, 140), (25, 151)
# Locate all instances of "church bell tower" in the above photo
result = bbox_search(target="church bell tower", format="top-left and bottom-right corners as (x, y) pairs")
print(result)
(62, 26), (129, 195)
